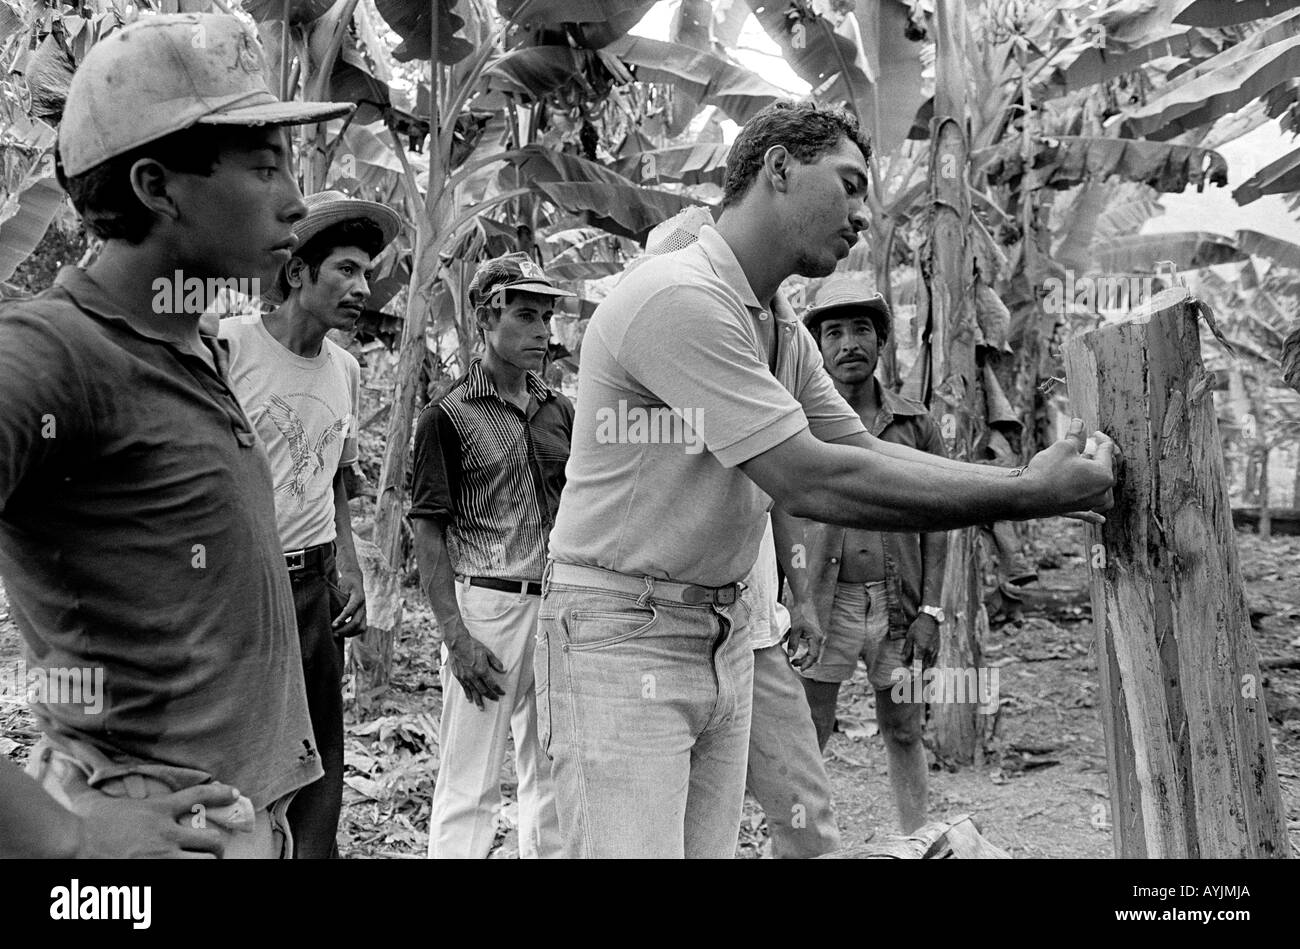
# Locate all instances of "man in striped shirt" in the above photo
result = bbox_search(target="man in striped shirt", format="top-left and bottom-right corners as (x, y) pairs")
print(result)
(409, 253), (574, 858)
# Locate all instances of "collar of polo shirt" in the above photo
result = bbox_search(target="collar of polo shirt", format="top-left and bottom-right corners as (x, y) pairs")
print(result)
(693, 226), (798, 323)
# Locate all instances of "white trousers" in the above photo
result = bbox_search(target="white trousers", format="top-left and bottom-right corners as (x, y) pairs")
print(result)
(427, 582), (560, 859)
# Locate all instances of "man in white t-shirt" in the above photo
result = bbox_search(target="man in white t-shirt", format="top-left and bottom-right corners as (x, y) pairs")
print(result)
(221, 190), (400, 857)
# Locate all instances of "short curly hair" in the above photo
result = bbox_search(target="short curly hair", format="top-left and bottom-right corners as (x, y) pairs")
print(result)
(722, 100), (872, 208)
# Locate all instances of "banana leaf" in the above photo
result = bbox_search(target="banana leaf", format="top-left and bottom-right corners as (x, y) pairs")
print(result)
(855, 0), (924, 156)
(306, 5), (392, 124)
(503, 145), (700, 241)
(977, 135), (1227, 193)
(17, 33), (75, 124)
(0, 1), (22, 46)
(714, 0), (749, 48)
(1282, 318), (1300, 393)
(1176, 0), (1300, 26)
(1120, 12), (1300, 139)
(0, 176), (65, 285)
(241, 0), (335, 24)
(742, 0), (872, 116)
(496, 0), (653, 26)
(485, 45), (609, 98)
(497, 0), (656, 47)
(672, 0), (712, 49)
(1233, 145), (1300, 203)
(1236, 228), (1300, 268)
(373, 0), (473, 63)
(611, 143), (730, 187)
(1092, 232), (1245, 272)
(601, 35), (785, 124)
(1091, 0), (1196, 51)
(1046, 26), (1202, 94)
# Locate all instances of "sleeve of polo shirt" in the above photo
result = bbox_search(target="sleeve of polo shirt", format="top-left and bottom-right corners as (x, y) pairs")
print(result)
(408, 402), (459, 522)
(0, 308), (91, 515)
(918, 413), (950, 459)
(615, 284), (808, 468)
(790, 321), (867, 442)
(339, 353), (361, 469)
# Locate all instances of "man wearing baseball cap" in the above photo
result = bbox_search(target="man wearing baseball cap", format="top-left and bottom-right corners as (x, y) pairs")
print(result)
(409, 253), (573, 858)
(0, 13), (352, 857)
(790, 275), (948, 836)
(219, 190), (400, 857)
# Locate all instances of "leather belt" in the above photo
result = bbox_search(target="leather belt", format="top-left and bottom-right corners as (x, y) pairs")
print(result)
(546, 561), (741, 606)
(462, 575), (542, 596)
(285, 542), (333, 573)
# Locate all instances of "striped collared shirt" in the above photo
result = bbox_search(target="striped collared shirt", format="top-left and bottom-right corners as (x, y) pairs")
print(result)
(409, 359), (573, 581)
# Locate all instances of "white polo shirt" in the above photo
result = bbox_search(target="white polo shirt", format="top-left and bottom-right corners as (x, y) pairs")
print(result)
(548, 225), (865, 586)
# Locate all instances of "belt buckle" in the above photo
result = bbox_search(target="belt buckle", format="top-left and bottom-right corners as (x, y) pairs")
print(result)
(285, 550), (305, 572)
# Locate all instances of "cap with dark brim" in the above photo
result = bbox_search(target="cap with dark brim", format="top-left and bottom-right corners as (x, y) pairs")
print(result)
(195, 99), (354, 127)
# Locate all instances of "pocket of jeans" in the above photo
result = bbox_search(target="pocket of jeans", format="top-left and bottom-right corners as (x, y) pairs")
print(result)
(565, 604), (658, 651)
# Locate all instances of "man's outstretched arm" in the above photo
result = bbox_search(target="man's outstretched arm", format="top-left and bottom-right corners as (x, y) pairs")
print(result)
(833, 430), (1010, 478)
(741, 418), (1114, 532)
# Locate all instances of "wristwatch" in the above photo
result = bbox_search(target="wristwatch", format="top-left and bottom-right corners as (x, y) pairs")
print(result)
(919, 605), (945, 623)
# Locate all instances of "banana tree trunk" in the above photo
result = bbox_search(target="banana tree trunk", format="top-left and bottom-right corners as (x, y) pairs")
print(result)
(352, 12), (449, 700)
(925, 0), (986, 767)
(1064, 289), (1287, 858)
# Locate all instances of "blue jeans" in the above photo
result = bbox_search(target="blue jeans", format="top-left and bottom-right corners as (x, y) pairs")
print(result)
(536, 565), (754, 858)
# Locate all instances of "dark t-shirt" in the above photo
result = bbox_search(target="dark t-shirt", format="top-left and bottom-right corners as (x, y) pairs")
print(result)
(0, 268), (320, 808)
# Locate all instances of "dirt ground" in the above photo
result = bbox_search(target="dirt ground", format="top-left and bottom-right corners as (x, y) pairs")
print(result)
(3, 520), (1298, 859)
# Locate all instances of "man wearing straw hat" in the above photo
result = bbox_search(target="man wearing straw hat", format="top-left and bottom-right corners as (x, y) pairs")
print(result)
(221, 190), (400, 857)
(0, 13), (353, 857)
(793, 276), (948, 836)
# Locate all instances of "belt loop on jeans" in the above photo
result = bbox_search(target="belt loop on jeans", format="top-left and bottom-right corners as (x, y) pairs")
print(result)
(636, 575), (655, 608)
(542, 559), (554, 596)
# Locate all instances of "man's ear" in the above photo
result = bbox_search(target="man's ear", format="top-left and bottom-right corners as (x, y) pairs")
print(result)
(285, 257), (308, 293)
(764, 145), (792, 194)
(128, 158), (179, 222)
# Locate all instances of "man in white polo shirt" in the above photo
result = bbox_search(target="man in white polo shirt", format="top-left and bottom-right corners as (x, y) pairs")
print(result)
(541, 100), (1115, 858)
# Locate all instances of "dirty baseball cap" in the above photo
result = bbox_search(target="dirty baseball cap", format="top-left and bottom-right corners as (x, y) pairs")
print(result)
(468, 253), (574, 308)
(58, 14), (354, 178)
(264, 190), (403, 303)
(803, 273), (891, 344)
